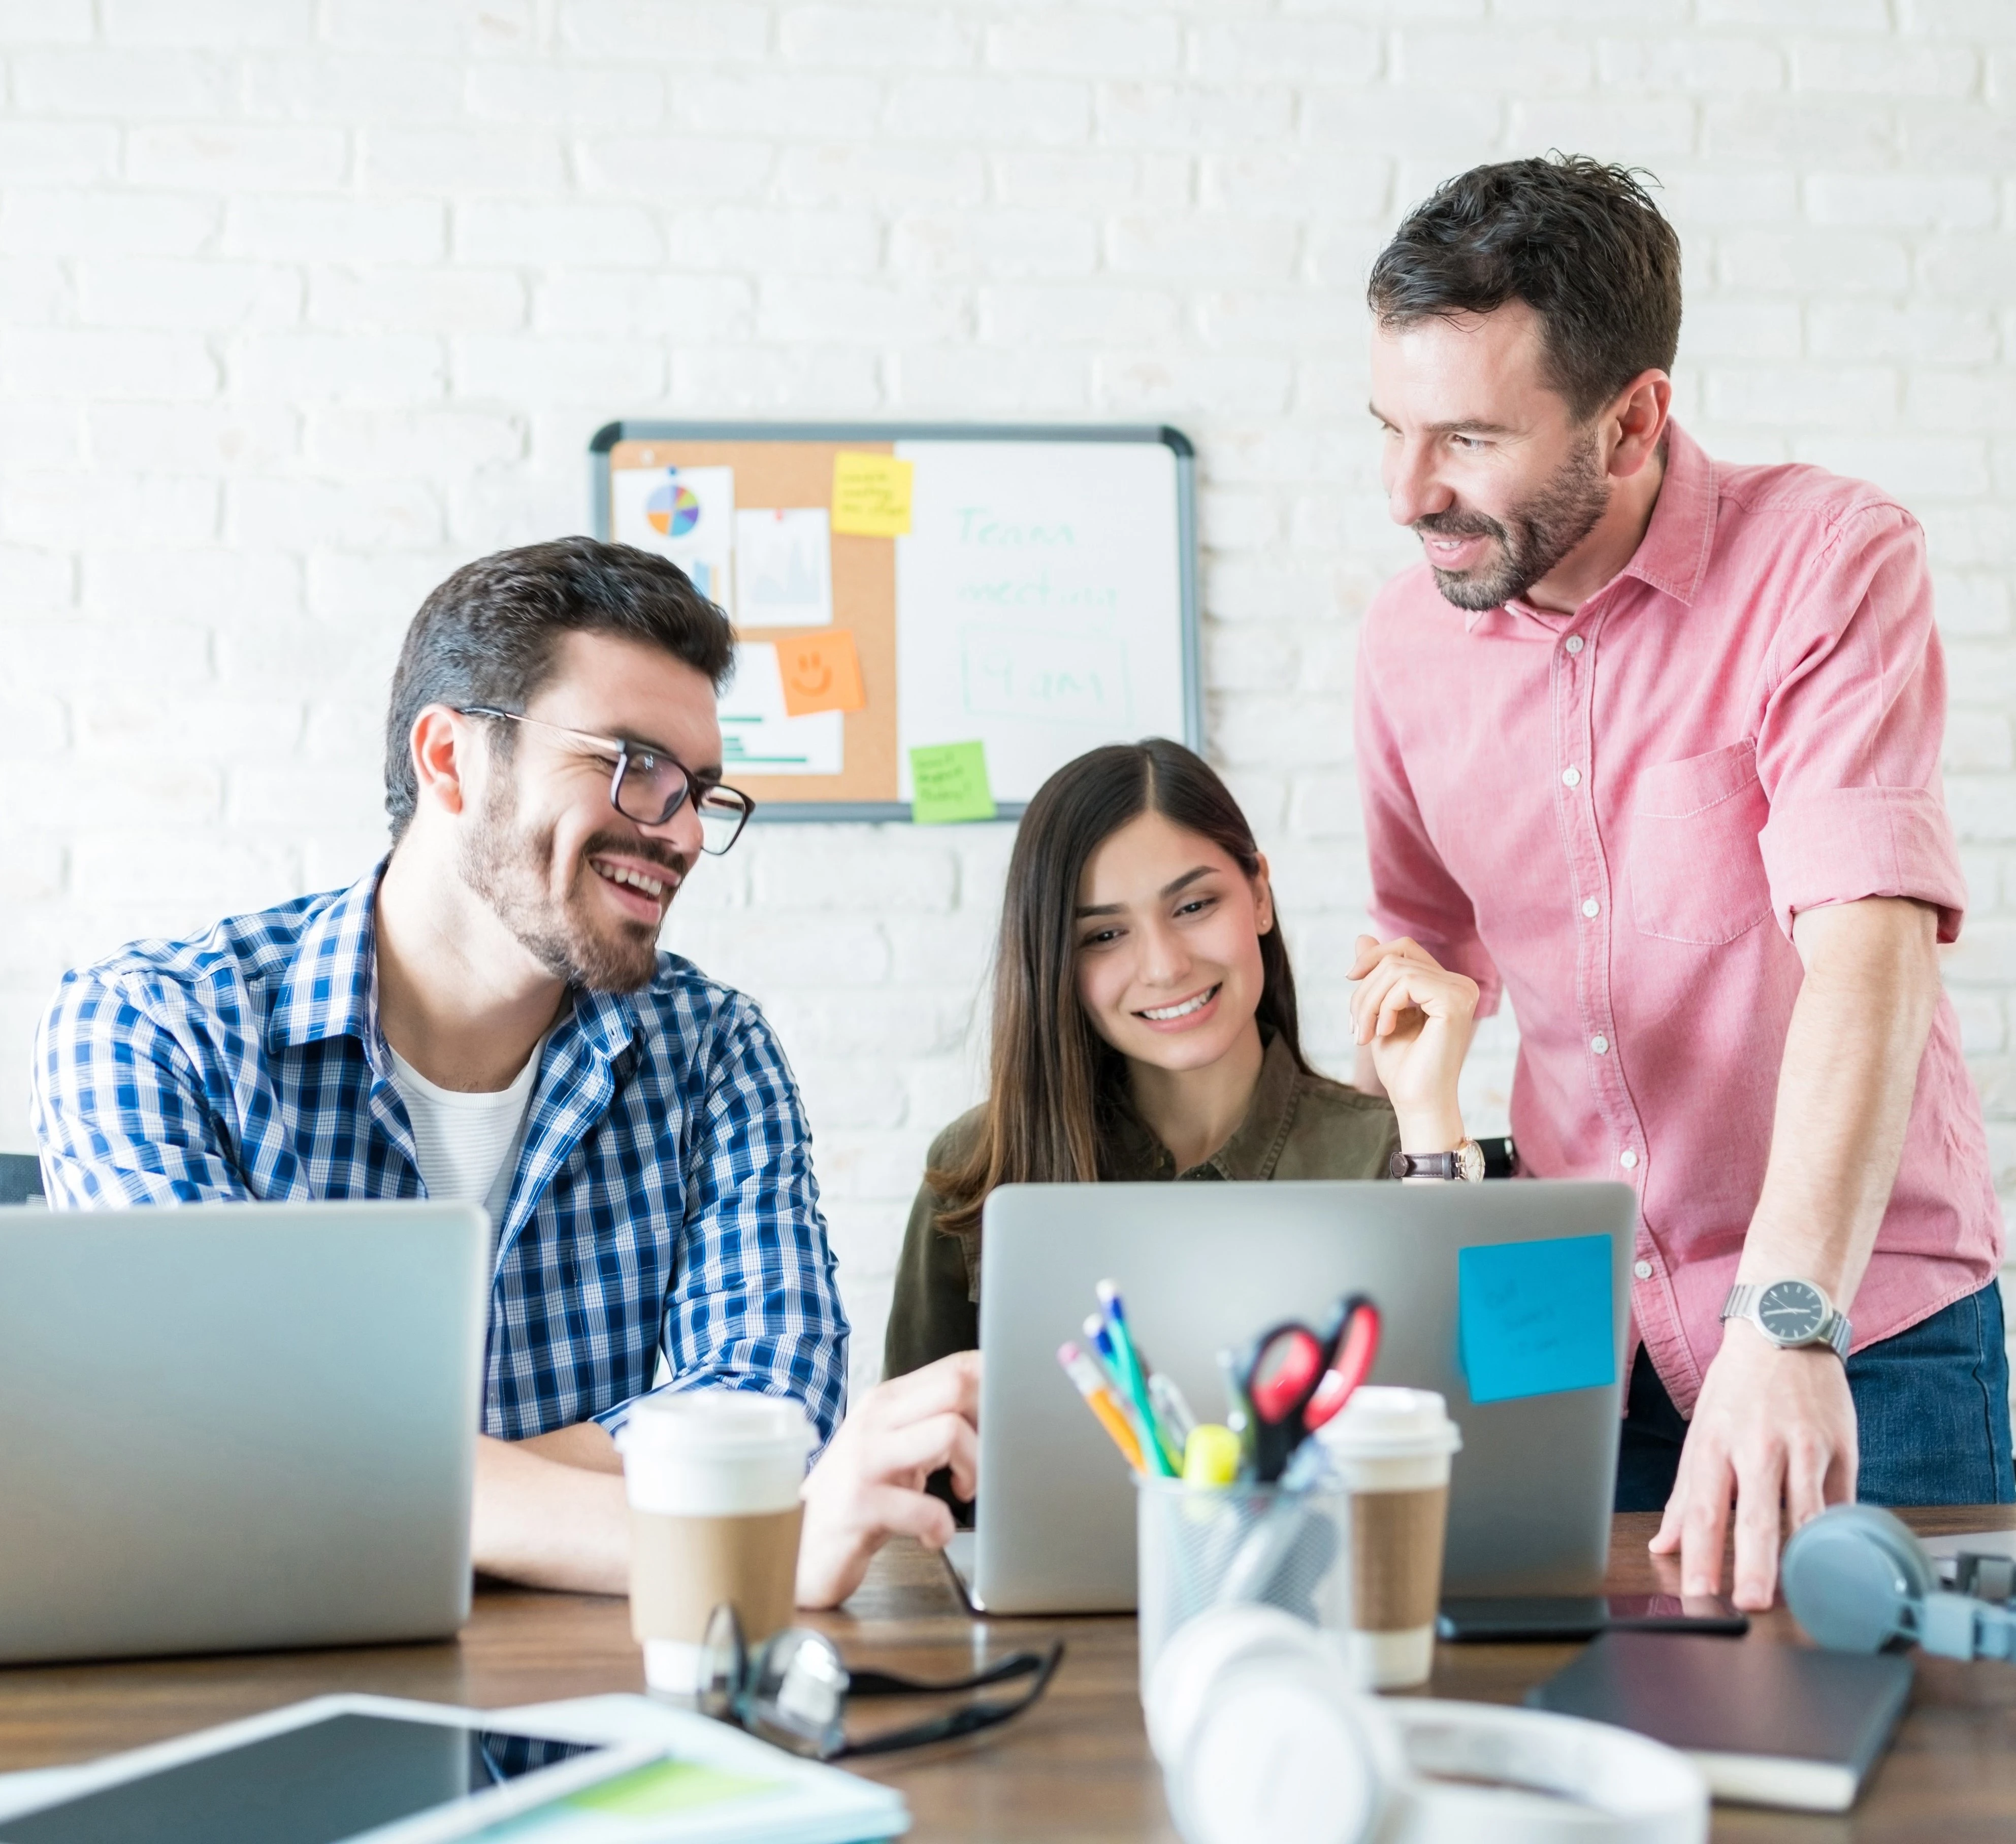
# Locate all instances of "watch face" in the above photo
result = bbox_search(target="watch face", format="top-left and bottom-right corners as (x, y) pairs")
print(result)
(1757, 1279), (1828, 1344)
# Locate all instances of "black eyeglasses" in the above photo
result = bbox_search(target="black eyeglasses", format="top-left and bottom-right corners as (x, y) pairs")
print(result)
(458, 707), (754, 855)
(696, 1603), (1063, 1761)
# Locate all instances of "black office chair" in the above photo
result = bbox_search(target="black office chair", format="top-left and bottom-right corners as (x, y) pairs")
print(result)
(0, 1152), (46, 1205)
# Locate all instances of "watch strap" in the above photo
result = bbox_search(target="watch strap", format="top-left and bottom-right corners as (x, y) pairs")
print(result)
(1390, 1149), (1459, 1180)
(1721, 1282), (1852, 1359)
(1389, 1140), (1484, 1182)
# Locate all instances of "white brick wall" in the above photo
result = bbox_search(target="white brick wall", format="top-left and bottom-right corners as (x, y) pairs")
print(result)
(2, 2), (2012, 1399)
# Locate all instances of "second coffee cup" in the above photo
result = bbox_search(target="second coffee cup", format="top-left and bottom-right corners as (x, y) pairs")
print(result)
(1316, 1386), (1462, 1690)
(614, 1391), (814, 1700)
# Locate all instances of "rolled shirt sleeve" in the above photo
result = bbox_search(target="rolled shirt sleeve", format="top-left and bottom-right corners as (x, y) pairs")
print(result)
(1755, 505), (1968, 943)
(598, 995), (850, 1451)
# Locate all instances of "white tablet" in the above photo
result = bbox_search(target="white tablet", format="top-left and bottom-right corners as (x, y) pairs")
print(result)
(0, 1694), (663, 1843)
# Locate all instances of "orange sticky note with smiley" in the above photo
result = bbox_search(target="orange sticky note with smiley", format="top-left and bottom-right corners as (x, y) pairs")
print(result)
(776, 628), (867, 718)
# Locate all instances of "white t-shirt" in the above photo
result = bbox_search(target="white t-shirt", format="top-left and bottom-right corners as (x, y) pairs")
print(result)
(387, 1040), (542, 1226)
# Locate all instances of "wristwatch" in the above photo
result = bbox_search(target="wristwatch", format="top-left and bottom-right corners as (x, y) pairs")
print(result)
(1720, 1278), (1852, 1359)
(1389, 1139), (1486, 1182)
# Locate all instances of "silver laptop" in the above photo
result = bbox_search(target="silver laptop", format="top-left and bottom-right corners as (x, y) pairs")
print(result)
(0, 1199), (489, 1664)
(948, 1180), (1634, 1614)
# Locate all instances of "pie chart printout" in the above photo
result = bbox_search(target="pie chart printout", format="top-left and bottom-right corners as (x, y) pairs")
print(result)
(645, 480), (701, 539)
(611, 463), (736, 611)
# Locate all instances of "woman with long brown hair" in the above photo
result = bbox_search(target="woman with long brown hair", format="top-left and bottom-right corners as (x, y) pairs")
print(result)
(883, 737), (1481, 1379)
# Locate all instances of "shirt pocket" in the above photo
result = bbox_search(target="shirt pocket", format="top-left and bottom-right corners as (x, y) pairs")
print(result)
(1625, 741), (1774, 946)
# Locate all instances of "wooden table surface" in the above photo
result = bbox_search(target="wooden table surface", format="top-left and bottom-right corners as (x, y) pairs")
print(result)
(4, 1509), (2015, 1840)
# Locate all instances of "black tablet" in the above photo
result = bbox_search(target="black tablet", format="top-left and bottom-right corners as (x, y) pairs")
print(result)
(0, 1697), (657, 1844)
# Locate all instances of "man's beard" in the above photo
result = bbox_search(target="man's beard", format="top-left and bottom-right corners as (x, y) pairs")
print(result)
(458, 773), (682, 994)
(1415, 433), (1611, 612)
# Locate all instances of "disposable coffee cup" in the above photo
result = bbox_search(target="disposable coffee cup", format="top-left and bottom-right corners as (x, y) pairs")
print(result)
(614, 1391), (813, 1700)
(1315, 1387), (1461, 1690)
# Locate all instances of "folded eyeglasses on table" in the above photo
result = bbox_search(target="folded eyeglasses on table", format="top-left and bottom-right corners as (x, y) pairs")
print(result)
(695, 1603), (1064, 1761)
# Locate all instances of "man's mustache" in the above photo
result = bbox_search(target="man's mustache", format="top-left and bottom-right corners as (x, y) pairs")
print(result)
(581, 832), (690, 884)
(1413, 507), (1508, 544)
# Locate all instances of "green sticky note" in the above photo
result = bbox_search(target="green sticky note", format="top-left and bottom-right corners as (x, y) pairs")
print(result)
(563, 1758), (783, 1818)
(909, 740), (996, 824)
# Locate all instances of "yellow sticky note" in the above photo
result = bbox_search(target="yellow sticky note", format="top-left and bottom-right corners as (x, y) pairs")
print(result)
(831, 451), (914, 537)
(776, 628), (867, 718)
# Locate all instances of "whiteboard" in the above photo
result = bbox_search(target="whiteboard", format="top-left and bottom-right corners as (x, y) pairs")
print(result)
(894, 440), (1187, 802)
(589, 422), (1199, 821)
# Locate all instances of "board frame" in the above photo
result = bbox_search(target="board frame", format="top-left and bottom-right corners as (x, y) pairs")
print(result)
(589, 419), (1199, 824)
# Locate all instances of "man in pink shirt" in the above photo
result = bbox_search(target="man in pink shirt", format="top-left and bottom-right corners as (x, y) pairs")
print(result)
(1350, 155), (2008, 1611)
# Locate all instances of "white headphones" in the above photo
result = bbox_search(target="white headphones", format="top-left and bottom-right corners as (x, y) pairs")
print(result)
(1145, 1606), (1707, 1844)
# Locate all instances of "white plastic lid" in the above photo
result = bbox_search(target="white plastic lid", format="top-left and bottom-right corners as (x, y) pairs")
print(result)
(614, 1389), (815, 1463)
(1316, 1386), (1461, 1458)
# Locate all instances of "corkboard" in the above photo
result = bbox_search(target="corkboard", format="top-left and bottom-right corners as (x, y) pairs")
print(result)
(607, 435), (899, 806)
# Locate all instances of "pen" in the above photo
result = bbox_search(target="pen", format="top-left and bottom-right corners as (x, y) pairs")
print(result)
(1081, 1314), (1128, 1396)
(1149, 1372), (1197, 1451)
(1091, 1316), (1177, 1472)
(1056, 1342), (1147, 1473)
(1217, 1347), (1257, 1477)
(1082, 1312), (1183, 1467)
(1097, 1280), (1178, 1477)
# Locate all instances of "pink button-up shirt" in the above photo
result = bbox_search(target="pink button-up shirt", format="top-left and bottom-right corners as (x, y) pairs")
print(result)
(1356, 423), (2002, 1414)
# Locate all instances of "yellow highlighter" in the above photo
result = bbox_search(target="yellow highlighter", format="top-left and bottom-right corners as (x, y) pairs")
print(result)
(1057, 1342), (1148, 1473)
(1183, 1423), (1243, 1488)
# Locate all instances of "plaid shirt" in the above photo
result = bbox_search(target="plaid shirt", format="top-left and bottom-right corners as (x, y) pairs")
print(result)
(30, 866), (849, 1446)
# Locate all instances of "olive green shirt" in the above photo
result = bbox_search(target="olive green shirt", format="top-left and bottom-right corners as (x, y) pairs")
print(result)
(882, 1034), (1402, 1380)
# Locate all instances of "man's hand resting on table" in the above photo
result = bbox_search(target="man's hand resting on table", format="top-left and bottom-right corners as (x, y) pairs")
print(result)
(1648, 1320), (1857, 1611)
(470, 1351), (982, 1610)
(796, 1350), (980, 1610)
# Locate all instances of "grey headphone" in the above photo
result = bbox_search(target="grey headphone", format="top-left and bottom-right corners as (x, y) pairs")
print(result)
(1781, 1504), (2016, 1660)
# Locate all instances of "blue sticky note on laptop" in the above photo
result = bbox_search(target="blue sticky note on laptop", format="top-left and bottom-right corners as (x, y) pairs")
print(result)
(1458, 1235), (1616, 1404)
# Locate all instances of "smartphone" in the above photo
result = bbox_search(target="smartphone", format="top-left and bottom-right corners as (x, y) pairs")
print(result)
(1436, 1593), (1749, 1641)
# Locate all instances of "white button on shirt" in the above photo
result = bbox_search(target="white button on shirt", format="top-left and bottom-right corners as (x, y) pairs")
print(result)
(1564, 635), (1585, 655)
(1581, 898), (1600, 918)
(1620, 1148), (1640, 1169)
(1634, 1260), (1653, 1280)
(1561, 767), (1582, 787)
(1591, 1035), (1609, 1055)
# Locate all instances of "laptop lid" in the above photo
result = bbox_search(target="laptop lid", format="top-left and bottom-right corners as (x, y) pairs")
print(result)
(0, 1200), (489, 1664)
(969, 1180), (1633, 1615)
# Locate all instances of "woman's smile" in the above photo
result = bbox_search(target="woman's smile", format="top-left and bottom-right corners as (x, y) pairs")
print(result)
(1133, 983), (1223, 1029)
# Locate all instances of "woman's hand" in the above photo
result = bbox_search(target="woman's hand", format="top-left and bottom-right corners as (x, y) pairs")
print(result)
(1347, 934), (1479, 1153)
(795, 1351), (980, 1610)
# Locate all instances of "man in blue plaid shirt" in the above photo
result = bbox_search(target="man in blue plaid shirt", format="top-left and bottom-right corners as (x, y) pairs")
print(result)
(29, 539), (912, 1594)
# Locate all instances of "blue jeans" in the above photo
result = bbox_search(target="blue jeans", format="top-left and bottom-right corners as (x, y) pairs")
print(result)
(1615, 1281), (2015, 1512)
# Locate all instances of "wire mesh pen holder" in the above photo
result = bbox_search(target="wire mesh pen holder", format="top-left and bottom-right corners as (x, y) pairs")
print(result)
(1135, 1475), (1351, 1700)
